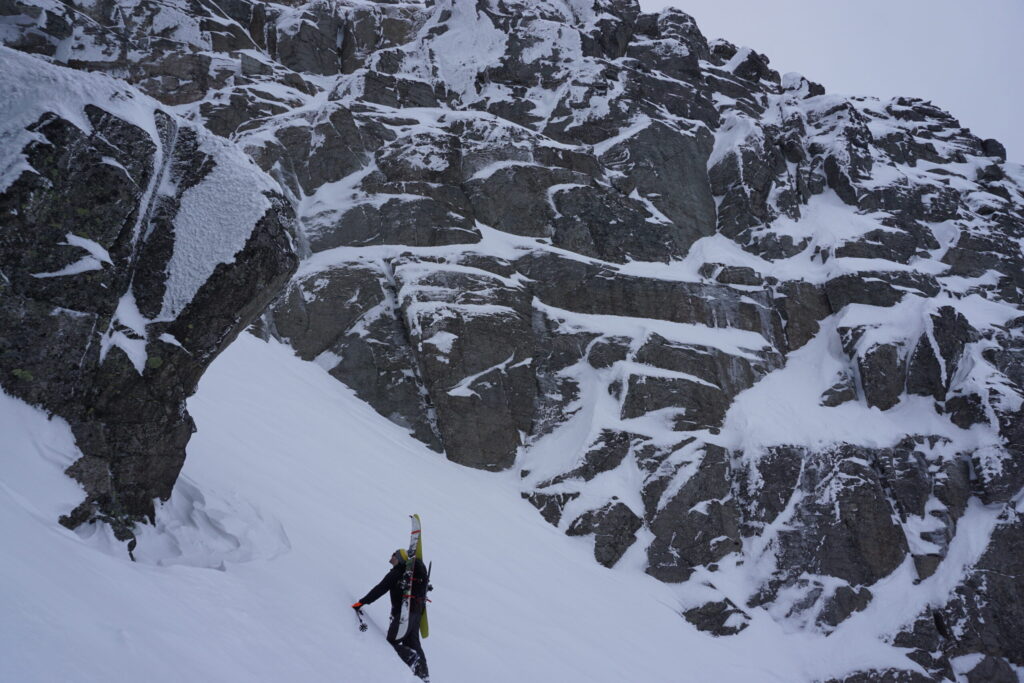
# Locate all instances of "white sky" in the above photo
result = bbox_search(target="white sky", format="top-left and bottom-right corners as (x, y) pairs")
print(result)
(637, 0), (1024, 163)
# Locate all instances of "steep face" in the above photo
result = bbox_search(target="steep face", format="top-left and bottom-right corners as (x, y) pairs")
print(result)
(0, 48), (298, 537)
(3, 0), (1023, 678)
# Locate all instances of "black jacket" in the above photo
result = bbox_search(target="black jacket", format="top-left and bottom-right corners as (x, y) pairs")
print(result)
(360, 558), (428, 617)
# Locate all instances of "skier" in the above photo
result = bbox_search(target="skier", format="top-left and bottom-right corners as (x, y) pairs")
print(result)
(352, 549), (430, 681)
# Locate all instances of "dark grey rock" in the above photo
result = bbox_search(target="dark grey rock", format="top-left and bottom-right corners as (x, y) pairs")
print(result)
(270, 261), (441, 449)
(587, 337), (631, 369)
(925, 510), (1024, 669)
(710, 133), (787, 239)
(946, 392), (989, 429)
(633, 437), (696, 520)
(872, 442), (931, 520)
(858, 342), (906, 411)
(567, 501), (643, 568)
(464, 164), (580, 238)
(621, 330), (782, 432)
(905, 306), (976, 401)
(316, 197), (480, 251)
(596, 121), (717, 252)
(635, 333), (780, 394)
(646, 445), (742, 582)
(767, 445), (908, 589)
(273, 9), (342, 76)
(739, 446), (803, 531)
(890, 610), (957, 681)
(818, 585), (872, 628)
(699, 263), (764, 286)
(970, 446), (1024, 504)
(966, 656), (1017, 683)
(833, 226), (921, 264)
(682, 598), (751, 636)
(540, 430), (643, 486)
(621, 372), (730, 430)
(1, 105), (296, 536)
(523, 491), (580, 527)
(773, 280), (831, 351)
(528, 312), (594, 438)
(549, 183), (692, 263)
(732, 48), (779, 84)
(934, 455), (972, 521)
(981, 138), (1008, 161)
(837, 325), (906, 410)
(130, 49), (234, 106)
(820, 372), (858, 407)
(394, 257), (535, 470)
(823, 669), (936, 683)
(825, 271), (941, 311)
(626, 35), (700, 83)
(519, 252), (787, 346)
(339, 4), (422, 74)
(942, 231), (1022, 283)
(245, 103), (374, 198)
(912, 554), (942, 581)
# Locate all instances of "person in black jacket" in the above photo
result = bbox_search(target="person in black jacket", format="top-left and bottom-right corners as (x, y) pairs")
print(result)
(352, 549), (429, 681)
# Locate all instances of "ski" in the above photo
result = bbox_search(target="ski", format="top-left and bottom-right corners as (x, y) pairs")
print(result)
(420, 561), (430, 639)
(394, 513), (421, 640)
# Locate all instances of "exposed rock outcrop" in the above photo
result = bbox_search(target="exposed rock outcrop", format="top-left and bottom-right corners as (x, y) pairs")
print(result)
(0, 49), (297, 537)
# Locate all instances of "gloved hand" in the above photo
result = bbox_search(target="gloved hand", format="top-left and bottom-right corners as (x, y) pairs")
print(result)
(352, 602), (364, 609)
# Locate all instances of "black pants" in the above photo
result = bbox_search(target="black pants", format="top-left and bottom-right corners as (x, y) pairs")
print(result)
(387, 609), (428, 680)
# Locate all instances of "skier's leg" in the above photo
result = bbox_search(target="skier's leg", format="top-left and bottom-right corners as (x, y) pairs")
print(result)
(388, 638), (426, 679)
(387, 615), (425, 678)
(386, 615), (401, 642)
(402, 617), (428, 680)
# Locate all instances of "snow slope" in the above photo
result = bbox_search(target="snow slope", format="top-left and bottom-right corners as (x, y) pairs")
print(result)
(0, 333), (1005, 682)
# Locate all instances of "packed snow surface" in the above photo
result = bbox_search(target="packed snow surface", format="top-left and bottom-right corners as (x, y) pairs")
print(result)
(159, 142), (274, 319)
(0, 334), (1006, 682)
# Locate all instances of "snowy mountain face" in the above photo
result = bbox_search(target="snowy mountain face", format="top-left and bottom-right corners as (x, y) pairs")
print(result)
(2, 0), (1023, 680)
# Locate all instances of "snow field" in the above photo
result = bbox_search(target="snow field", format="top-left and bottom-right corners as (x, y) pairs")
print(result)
(0, 334), (728, 682)
(0, 331), (1011, 682)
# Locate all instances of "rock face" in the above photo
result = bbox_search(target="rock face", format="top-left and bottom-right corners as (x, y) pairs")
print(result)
(3, 0), (1024, 678)
(0, 49), (297, 537)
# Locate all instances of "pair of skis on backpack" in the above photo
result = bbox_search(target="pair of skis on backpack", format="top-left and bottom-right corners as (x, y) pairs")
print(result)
(398, 513), (429, 639)
(354, 514), (430, 639)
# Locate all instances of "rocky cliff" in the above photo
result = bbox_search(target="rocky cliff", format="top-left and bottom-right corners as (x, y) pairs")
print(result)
(2, 0), (1022, 679)
(0, 46), (298, 538)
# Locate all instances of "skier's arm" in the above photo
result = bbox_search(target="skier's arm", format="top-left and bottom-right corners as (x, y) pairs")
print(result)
(359, 563), (404, 605)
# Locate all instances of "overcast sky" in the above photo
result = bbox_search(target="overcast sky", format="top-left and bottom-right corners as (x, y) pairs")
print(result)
(637, 0), (1024, 163)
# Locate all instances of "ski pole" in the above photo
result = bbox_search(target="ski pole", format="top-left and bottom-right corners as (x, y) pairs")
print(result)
(354, 607), (368, 632)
